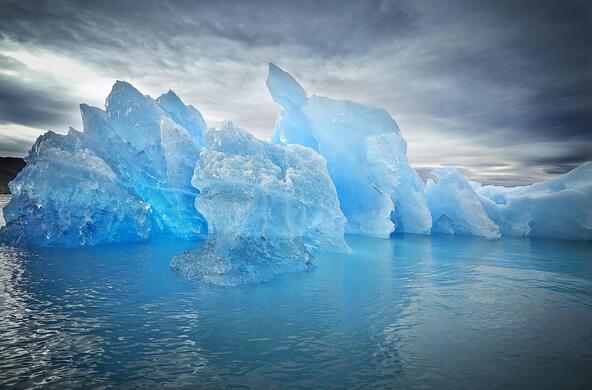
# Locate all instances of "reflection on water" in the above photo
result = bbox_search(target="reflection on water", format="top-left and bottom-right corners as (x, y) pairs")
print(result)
(0, 195), (591, 388)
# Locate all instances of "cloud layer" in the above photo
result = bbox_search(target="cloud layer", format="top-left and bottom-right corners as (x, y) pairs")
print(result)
(0, 0), (590, 185)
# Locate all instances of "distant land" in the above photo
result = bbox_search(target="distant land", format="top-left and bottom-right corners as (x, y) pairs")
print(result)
(0, 157), (25, 194)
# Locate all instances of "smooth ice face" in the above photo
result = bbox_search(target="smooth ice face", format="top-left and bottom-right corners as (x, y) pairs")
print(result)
(427, 167), (501, 240)
(171, 121), (348, 286)
(266, 63), (308, 109)
(1, 82), (207, 247)
(477, 162), (592, 241)
(267, 63), (431, 237)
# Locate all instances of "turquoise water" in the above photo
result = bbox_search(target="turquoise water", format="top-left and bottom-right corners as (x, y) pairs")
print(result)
(0, 190), (592, 389)
(1, 202), (591, 388)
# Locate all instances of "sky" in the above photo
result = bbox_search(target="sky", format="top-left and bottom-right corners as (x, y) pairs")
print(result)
(0, 0), (590, 185)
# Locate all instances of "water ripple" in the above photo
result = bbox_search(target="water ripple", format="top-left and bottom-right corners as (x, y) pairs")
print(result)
(0, 228), (591, 388)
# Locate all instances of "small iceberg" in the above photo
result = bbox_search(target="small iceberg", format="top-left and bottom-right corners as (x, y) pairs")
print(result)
(171, 121), (348, 286)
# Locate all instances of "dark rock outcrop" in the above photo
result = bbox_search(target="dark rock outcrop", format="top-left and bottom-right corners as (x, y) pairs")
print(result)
(0, 157), (25, 194)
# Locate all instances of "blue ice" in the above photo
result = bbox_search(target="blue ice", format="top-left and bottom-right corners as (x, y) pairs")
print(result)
(171, 121), (348, 285)
(477, 162), (592, 241)
(1, 82), (207, 246)
(266, 63), (432, 238)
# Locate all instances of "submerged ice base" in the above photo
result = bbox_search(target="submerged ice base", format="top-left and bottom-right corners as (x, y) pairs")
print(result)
(171, 122), (348, 285)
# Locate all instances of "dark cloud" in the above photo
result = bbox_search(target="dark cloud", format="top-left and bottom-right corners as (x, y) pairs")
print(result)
(0, 0), (590, 184)
(0, 0), (419, 56)
(449, 162), (512, 169)
(403, 1), (592, 141)
(543, 165), (582, 175)
(0, 131), (34, 157)
(530, 149), (592, 167)
(0, 73), (74, 128)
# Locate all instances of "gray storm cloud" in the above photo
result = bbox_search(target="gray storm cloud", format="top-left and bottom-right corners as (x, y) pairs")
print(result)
(0, 0), (590, 184)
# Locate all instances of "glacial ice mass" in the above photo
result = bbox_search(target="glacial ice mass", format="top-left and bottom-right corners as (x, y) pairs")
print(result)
(0, 64), (590, 284)
(171, 121), (348, 285)
(1, 82), (207, 247)
(267, 63), (432, 238)
(427, 167), (501, 240)
(477, 162), (592, 241)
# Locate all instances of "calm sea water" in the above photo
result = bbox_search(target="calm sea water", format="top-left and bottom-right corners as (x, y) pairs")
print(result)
(1, 196), (591, 389)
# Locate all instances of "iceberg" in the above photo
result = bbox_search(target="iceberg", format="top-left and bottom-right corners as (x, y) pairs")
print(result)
(2, 65), (589, 252)
(171, 121), (349, 286)
(426, 167), (501, 240)
(0, 82), (207, 247)
(266, 63), (431, 238)
(477, 162), (592, 241)
(265, 63), (591, 242)
(0, 130), (155, 246)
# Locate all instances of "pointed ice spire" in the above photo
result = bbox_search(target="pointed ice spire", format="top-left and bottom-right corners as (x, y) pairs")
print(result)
(266, 63), (308, 109)
(105, 81), (153, 117)
(158, 89), (184, 106)
(156, 90), (207, 148)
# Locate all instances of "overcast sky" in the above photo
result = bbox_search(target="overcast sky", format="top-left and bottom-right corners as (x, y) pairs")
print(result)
(0, 0), (590, 185)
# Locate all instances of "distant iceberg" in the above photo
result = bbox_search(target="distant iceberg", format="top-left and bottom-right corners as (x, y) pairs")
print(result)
(266, 63), (432, 238)
(427, 167), (501, 240)
(1, 82), (207, 247)
(477, 162), (592, 241)
(171, 122), (348, 285)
